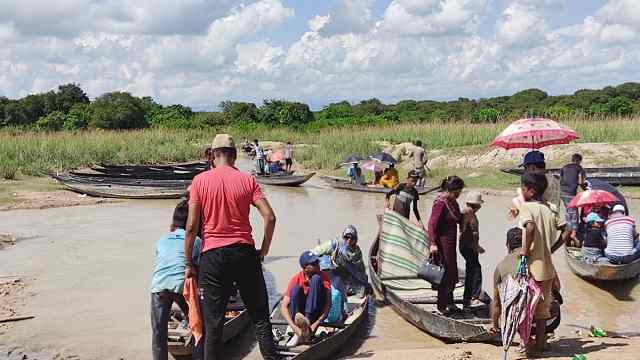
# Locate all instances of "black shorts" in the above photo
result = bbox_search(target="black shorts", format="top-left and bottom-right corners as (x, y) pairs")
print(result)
(285, 158), (293, 166)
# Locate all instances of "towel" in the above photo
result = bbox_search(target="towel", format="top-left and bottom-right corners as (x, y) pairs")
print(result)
(183, 277), (204, 343)
(378, 209), (431, 291)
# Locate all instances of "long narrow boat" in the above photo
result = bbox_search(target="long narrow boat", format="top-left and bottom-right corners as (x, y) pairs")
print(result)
(96, 161), (208, 172)
(256, 173), (315, 187)
(168, 298), (250, 356)
(565, 246), (640, 281)
(369, 236), (496, 342)
(51, 173), (192, 188)
(71, 169), (202, 180)
(271, 295), (369, 359)
(320, 176), (436, 195)
(60, 181), (186, 199)
(501, 166), (640, 186)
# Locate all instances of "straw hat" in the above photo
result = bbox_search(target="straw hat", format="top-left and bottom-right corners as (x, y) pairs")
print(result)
(211, 134), (235, 150)
(465, 191), (484, 205)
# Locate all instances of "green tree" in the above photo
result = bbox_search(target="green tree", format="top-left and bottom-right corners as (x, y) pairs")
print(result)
(354, 98), (386, 115)
(35, 111), (66, 131)
(56, 83), (89, 113)
(472, 108), (499, 123)
(219, 101), (258, 123)
(321, 101), (353, 119)
(607, 96), (634, 116)
(89, 92), (147, 129)
(64, 103), (92, 130)
(545, 105), (574, 118)
(148, 104), (197, 128)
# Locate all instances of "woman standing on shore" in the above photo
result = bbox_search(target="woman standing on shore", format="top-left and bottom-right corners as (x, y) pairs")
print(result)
(428, 176), (465, 315)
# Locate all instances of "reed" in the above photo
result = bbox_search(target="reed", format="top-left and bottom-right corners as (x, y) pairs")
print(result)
(2, 116), (639, 179)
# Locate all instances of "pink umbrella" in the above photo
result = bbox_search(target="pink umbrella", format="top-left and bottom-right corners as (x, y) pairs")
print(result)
(491, 117), (578, 150)
(567, 190), (619, 208)
(361, 160), (384, 172)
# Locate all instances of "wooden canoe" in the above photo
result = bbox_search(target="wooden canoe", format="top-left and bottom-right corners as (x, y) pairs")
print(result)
(565, 246), (640, 281)
(168, 299), (250, 356)
(256, 173), (315, 186)
(271, 294), (369, 360)
(369, 236), (496, 342)
(321, 176), (437, 195)
(96, 161), (209, 172)
(60, 181), (186, 199)
(501, 166), (640, 186)
(51, 173), (192, 188)
(71, 169), (203, 180)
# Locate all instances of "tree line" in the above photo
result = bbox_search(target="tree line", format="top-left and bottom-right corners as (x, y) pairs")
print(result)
(1, 82), (639, 131)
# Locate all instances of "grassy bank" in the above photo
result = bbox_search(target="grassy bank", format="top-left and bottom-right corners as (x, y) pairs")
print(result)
(3, 117), (640, 179)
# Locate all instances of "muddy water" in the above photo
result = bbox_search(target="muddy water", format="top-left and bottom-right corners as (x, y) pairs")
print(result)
(1, 165), (639, 359)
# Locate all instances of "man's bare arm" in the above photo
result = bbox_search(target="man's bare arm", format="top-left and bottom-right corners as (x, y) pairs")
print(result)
(254, 198), (276, 259)
(491, 286), (501, 331)
(185, 202), (202, 277)
(522, 222), (535, 257)
(551, 224), (570, 253)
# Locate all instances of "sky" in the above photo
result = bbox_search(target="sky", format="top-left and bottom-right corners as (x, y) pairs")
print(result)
(0, 0), (639, 110)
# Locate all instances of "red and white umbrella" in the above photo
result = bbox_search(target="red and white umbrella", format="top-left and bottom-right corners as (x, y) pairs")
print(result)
(361, 160), (384, 172)
(567, 190), (619, 209)
(491, 117), (578, 150)
(268, 150), (284, 162)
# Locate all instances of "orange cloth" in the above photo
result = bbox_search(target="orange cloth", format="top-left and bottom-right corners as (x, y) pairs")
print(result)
(183, 277), (204, 343)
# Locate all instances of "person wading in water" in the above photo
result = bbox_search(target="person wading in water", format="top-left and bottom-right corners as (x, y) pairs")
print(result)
(184, 134), (279, 360)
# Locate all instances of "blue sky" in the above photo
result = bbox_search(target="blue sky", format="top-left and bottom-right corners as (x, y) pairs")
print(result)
(1, 0), (638, 110)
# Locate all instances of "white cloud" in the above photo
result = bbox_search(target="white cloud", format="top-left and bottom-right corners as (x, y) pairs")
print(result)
(496, 2), (548, 47)
(379, 0), (489, 36)
(316, 0), (375, 37)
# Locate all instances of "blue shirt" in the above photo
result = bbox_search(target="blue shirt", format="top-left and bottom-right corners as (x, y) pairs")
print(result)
(150, 229), (201, 294)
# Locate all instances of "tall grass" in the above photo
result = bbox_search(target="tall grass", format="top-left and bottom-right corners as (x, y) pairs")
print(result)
(2, 116), (640, 179)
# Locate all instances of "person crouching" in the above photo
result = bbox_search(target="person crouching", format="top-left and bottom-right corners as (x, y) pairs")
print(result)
(280, 251), (332, 347)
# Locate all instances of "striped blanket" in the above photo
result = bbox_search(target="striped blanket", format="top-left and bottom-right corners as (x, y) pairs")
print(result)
(379, 209), (431, 291)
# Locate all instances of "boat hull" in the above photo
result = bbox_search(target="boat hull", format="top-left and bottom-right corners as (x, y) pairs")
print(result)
(565, 247), (640, 281)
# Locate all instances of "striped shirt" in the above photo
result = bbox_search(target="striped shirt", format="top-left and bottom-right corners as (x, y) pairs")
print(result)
(605, 215), (636, 257)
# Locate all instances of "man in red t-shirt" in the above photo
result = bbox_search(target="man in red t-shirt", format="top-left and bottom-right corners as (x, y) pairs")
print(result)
(184, 134), (278, 360)
(280, 251), (332, 347)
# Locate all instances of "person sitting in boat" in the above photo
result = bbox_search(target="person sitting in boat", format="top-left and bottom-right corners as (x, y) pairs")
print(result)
(385, 170), (425, 230)
(280, 251), (332, 347)
(311, 225), (370, 297)
(604, 204), (640, 264)
(150, 200), (202, 360)
(346, 163), (365, 185)
(269, 160), (283, 174)
(379, 163), (399, 189)
(581, 212), (608, 263)
(318, 256), (348, 325)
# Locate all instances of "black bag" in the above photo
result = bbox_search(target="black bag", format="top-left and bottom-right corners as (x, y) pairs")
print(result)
(417, 259), (445, 286)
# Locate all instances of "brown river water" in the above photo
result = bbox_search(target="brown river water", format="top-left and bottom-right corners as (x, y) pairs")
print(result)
(1, 162), (639, 359)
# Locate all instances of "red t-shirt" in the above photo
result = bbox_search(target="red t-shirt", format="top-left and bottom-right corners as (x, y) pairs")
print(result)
(285, 271), (331, 297)
(189, 165), (265, 253)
